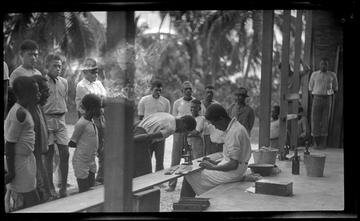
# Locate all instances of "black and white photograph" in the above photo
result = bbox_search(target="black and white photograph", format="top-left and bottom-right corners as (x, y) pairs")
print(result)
(2, 0), (357, 219)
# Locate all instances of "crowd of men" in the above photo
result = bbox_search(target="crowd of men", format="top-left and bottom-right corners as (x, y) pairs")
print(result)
(3, 39), (338, 212)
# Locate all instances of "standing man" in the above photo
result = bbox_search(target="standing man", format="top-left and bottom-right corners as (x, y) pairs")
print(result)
(201, 85), (222, 155)
(8, 40), (42, 113)
(166, 81), (195, 192)
(9, 40), (42, 88)
(227, 87), (255, 136)
(76, 58), (107, 183)
(137, 79), (171, 172)
(308, 58), (338, 149)
(42, 54), (69, 198)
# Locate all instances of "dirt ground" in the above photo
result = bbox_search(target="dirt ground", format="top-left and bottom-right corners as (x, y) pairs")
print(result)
(58, 115), (259, 212)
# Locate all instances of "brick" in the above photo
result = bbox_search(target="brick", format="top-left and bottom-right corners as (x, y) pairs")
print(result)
(255, 179), (293, 197)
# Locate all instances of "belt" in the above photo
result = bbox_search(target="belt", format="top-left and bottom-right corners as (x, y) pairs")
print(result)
(45, 112), (65, 116)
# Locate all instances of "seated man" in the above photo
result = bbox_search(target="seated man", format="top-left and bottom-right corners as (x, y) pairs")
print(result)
(180, 103), (251, 197)
(133, 112), (196, 178)
(297, 106), (311, 146)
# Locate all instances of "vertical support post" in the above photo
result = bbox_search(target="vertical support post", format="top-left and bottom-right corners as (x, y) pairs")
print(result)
(259, 10), (274, 148)
(104, 99), (134, 212)
(302, 10), (313, 119)
(279, 10), (291, 159)
(104, 11), (135, 212)
(290, 10), (303, 148)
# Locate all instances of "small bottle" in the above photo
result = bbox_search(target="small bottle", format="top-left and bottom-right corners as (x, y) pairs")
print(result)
(304, 141), (310, 156)
(292, 148), (300, 175)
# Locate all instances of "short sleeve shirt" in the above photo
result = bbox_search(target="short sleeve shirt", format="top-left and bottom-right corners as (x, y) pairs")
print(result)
(309, 70), (338, 95)
(43, 76), (68, 114)
(75, 78), (107, 111)
(9, 65), (42, 87)
(137, 112), (176, 142)
(4, 103), (36, 192)
(71, 117), (98, 179)
(137, 95), (170, 117)
(221, 118), (251, 163)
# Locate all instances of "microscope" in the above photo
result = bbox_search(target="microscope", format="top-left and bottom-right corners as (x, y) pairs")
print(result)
(181, 134), (193, 165)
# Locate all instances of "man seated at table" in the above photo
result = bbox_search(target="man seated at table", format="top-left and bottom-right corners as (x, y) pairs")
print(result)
(133, 112), (196, 178)
(179, 103), (251, 197)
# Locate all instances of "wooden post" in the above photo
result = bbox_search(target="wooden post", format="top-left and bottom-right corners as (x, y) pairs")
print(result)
(259, 10), (274, 148)
(103, 11), (136, 212)
(290, 10), (303, 148)
(104, 99), (134, 212)
(302, 10), (313, 119)
(278, 10), (291, 159)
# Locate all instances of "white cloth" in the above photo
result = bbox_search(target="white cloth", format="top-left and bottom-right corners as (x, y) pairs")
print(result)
(71, 117), (98, 179)
(270, 119), (280, 139)
(137, 95), (170, 117)
(4, 103), (37, 193)
(43, 76), (68, 114)
(185, 118), (251, 195)
(75, 78), (107, 112)
(4, 62), (9, 80)
(207, 124), (226, 143)
(9, 65), (42, 87)
(137, 112), (176, 142)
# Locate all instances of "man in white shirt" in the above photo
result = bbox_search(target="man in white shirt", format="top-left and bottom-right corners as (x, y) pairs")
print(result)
(137, 80), (170, 172)
(180, 103), (251, 197)
(75, 58), (107, 183)
(133, 113), (196, 177)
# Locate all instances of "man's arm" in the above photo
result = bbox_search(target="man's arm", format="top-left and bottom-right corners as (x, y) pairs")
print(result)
(199, 158), (238, 171)
(134, 131), (163, 143)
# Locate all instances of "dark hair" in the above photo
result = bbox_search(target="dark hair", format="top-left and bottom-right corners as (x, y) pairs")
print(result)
(320, 57), (329, 64)
(150, 79), (162, 89)
(191, 99), (201, 105)
(205, 103), (230, 122)
(298, 106), (304, 113)
(81, 94), (101, 111)
(32, 75), (48, 90)
(273, 105), (280, 113)
(205, 85), (215, 90)
(20, 39), (39, 52)
(12, 76), (37, 99)
(45, 54), (63, 67)
(180, 115), (197, 131)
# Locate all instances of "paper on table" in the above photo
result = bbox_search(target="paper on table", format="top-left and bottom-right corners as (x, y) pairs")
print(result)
(245, 186), (255, 194)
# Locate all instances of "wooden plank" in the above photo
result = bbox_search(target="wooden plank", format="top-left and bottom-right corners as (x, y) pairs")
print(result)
(278, 10), (291, 159)
(14, 152), (223, 213)
(133, 188), (160, 212)
(290, 10), (303, 148)
(259, 10), (274, 148)
(302, 10), (313, 118)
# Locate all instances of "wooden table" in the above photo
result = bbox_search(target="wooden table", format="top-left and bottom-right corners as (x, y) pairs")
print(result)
(14, 152), (223, 213)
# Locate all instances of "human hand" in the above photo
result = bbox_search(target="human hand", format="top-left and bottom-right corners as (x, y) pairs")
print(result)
(199, 160), (215, 169)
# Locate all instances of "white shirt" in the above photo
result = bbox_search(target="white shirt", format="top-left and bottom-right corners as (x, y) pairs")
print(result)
(185, 118), (251, 195)
(75, 78), (107, 111)
(137, 95), (170, 117)
(71, 116), (98, 179)
(137, 112), (176, 142)
(172, 97), (206, 117)
(9, 65), (42, 87)
(4, 103), (36, 192)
